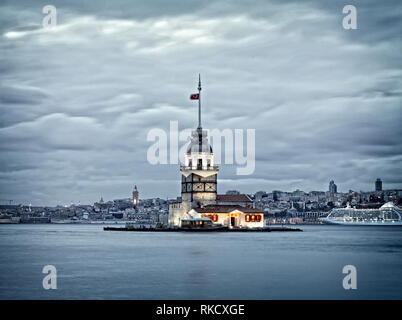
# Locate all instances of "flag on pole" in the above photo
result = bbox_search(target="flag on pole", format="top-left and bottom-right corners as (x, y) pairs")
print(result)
(190, 93), (199, 100)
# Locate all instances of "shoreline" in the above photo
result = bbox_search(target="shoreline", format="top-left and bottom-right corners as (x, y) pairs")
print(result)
(103, 226), (303, 232)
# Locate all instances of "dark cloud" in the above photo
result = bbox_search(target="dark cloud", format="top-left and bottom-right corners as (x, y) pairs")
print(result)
(0, 0), (401, 205)
(0, 85), (49, 105)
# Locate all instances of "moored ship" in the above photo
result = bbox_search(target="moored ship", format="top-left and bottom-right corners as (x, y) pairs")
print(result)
(320, 202), (402, 226)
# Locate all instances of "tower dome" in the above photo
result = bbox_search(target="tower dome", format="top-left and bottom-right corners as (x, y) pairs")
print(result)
(186, 128), (213, 154)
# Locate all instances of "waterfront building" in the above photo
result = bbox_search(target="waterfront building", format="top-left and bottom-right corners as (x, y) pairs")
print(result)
(215, 194), (253, 207)
(189, 205), (264, 228)
(158, 213), (169, 226)
(168, 76), (264, 228)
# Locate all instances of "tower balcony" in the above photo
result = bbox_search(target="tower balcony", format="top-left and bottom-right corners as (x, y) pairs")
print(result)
(180, 165), (219, 172)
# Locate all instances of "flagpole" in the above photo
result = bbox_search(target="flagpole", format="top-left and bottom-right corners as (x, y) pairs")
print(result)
(198, 74), (202, 129)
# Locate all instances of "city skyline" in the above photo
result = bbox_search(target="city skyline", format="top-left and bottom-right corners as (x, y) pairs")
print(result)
(1, 0), (401, 206)
(0, 177), (395, 207)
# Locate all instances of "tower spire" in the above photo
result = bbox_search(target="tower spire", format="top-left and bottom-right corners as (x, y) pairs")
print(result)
(198, 74), (202, 129)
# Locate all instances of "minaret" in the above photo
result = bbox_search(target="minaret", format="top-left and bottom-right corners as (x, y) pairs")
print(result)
(180, 75), (219, 211)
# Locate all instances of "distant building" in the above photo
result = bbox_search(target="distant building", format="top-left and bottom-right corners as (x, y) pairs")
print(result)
(132, 185), (139, 206)
(272, 190), (281, 201)
(329, 180), (337, 194)
(226, 190), (240, 195)
(158, 213), (169, 226)
(93, 196), (109, 212)
(254, 191), (267, 201)
(112, 212), (123, 219)
(375, 178), (382, 192)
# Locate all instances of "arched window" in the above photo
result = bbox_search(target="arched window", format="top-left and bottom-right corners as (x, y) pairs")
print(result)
(206, 214), (216, 222)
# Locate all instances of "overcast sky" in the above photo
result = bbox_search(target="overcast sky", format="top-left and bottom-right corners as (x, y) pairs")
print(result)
(0, 0), (401, 206)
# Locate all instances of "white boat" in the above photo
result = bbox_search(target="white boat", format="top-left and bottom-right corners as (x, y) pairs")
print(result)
(320, 202), (402, 226)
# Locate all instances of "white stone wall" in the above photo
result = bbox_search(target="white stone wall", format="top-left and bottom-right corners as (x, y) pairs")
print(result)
(238, 214), (264, 228)
(168, 202), (188, 227)
(198, 212), (264, 228)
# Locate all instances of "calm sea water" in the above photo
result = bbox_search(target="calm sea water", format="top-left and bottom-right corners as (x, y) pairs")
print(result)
(0, 224), (401, 299)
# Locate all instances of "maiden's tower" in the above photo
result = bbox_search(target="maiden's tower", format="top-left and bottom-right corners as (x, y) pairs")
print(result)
(168, 76), (264, 229)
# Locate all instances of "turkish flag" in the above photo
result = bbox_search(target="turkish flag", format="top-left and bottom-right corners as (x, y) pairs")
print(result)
(190, 93), (199, 100)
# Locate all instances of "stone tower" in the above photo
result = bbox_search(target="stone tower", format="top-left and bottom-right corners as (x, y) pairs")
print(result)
(168, 75), (219, 226)
(132, 185), (139, 206)
(180, 127), (219, 213)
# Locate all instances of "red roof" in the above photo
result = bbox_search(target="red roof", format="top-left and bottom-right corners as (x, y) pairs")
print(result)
(216, 194), (251, 202)
(194, 205), (263, 214)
